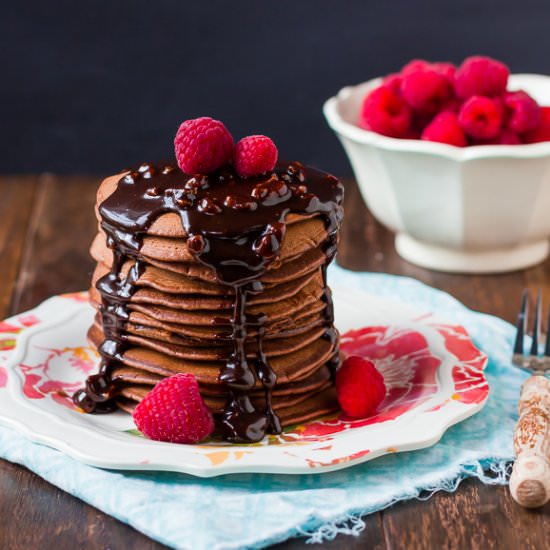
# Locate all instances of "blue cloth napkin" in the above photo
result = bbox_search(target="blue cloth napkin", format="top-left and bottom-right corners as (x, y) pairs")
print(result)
(0, 267), (524, 549)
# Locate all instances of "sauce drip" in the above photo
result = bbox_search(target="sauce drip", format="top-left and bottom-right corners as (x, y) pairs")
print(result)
(74, 161), (344, 442)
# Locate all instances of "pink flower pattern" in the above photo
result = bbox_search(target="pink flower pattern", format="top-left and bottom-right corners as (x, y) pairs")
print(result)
(435, 324), (488, 404)
(286, 322), (488, 442)
(18, 346), (97, 409)
(0, 312), (43, 390)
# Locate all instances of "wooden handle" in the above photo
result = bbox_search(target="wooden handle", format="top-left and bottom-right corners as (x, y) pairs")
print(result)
(509, 375), (550, 508)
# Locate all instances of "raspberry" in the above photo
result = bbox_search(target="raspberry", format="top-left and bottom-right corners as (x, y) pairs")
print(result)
(421, 111), (467, 147)
(504, 90), (541, 133)
(498, 129), (522, 145)
(234, 135), (278, 177)
(473, 128), (521, 145)
(359, 86), (412, 138)
(401, 59), (456, 81)
(432, 62), (456, 81)
(412, 111), (434, 134)
(471, 128), (521, 145)
(454, 55), (509, 99)
(382, 73), (403, 93)
(401, 70), (453, 115)
(523, 107), (550, 143)
(133, 373), (214, 444)
(492, 96), (506, 120)
(403, 127), (421, 140)
(458, 96), (503, 140)
(174, 117), (234, 174)
(440, 97), (461, 114)
(401, 59), (431, 76)
(336, 356), (386, 418)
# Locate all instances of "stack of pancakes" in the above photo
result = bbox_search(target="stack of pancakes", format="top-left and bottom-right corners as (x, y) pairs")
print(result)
(87, 173), (340, 427)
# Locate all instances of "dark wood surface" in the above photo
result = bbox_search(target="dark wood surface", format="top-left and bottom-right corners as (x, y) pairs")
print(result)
(0, 175), (549, 549)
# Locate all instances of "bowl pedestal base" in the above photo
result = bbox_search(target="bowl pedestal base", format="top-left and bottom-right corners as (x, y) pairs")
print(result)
(395, 233), (550, 274)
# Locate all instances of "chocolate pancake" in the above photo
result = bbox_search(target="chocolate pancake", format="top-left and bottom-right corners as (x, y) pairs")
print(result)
(123, 310), (326, 342)
(75, 161), (344, 443)
(88, 326), (337, 387)
(88, 275), (325, 327)
(90, 321), (327, 360)
(114, 385), (339, 426)
(91, 262), (321, 308)
(95, 172), (325, 239)
(92, 204), (327, 263)
(110, 363), (332, 398)
(90, 232), (329, 286)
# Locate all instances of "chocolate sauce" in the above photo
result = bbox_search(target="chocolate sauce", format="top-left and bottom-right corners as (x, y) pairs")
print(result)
(74, 161), (344, 442)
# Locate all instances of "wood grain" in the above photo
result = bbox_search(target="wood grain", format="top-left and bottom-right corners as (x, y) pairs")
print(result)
(0, 176), (38, 318)
(9, 175), (98, 313)
(0, 176), (549, 549)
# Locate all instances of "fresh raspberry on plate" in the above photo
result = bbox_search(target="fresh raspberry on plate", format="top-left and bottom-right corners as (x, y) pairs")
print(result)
(523, 107), (550, 143)
(174, 117), (234, 174)
(458, 96), (503, 139)
(454, 55), (509, 99)
(421, 111), (467, 147)
(401, 69), (453, 115)
(336, 356), (386, 418)
(359, 86), (412, 138)
(234, 135), (278, 177)
(504, 90), (541, 133)
(133, 373), (214, 444)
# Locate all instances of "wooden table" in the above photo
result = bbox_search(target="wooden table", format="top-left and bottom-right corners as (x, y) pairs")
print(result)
(0, 174), (549, 549)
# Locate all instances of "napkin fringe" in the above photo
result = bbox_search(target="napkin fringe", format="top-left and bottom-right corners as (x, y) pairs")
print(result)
(300, 459), (511, 545)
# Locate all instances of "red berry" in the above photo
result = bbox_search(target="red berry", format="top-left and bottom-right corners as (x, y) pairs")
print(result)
(403, 127), (421, 140)
(336, 356), (386, 418)
(504, 90), (541, 133)
(432, 62), (456, 81)
(458, 96), (503, 140)
(401, 59), (431, 76)
(359, 86), (412, 138)
(523, 107), (550, 143)
(401, 70), (453, 115)
(174, 117), (234, 174)
(498, 129), (522, 145)
(133, 373), (214, 444)
(411, 111), (434, 133)
(382, 73), (403, 93)
(440, 97), (461, 114)
(421, 111), (467, 147)
(454, 55), (509, 99)
(234, 135), (278, 177)
(492, 96), (507, 120)
(472, 128), (521, 145)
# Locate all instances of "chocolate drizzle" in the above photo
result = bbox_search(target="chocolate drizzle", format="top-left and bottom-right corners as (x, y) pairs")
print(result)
(74, 161), (344, 442)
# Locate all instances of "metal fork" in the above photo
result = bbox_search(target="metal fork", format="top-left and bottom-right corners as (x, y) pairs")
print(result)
(509, 290), (550, 508)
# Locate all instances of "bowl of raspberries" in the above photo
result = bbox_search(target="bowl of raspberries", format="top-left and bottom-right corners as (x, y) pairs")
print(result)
(324, 55), (550, 273)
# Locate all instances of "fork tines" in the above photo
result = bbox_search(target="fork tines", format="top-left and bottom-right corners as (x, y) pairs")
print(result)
(513, 289), (550, 370)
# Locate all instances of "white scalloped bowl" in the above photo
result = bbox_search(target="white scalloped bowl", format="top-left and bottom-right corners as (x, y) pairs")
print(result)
(324, 74), (550, 273)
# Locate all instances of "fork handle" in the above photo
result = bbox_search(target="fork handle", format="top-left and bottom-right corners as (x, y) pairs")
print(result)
(509, 375), (550, 508)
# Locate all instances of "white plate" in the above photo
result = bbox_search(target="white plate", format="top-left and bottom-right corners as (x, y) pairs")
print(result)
(0, 288), (488, 477)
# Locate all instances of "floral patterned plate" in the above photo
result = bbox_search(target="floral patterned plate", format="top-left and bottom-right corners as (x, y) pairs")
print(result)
(0, 288), (488, 477)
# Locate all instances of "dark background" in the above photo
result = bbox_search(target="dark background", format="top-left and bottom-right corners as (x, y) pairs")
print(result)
(3, 0), (550, 175)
